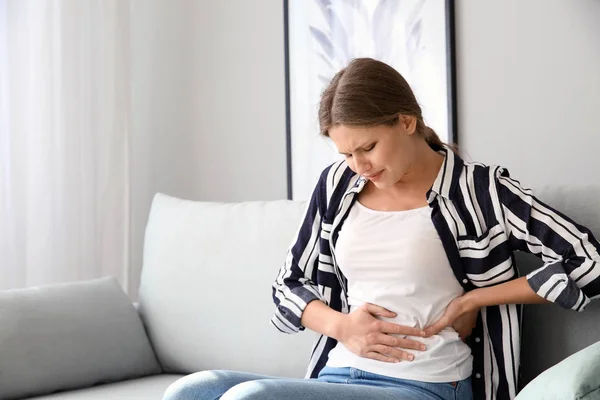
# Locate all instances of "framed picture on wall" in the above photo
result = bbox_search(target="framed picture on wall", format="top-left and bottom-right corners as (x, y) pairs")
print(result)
(284, 0), (457, 201)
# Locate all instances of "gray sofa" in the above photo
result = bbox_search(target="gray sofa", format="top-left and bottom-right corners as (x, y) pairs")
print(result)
(3, 186), (599, 399)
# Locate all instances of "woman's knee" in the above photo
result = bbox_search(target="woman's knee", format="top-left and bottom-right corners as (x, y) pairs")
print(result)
(221, 380), (284, 400)
(163, 370), (238, 400)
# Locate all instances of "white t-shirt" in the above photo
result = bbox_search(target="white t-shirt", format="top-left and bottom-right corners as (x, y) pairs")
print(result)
(326, 201), (473, 382)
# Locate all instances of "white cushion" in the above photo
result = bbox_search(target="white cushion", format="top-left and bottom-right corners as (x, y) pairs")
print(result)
(138, 194), (317, 377)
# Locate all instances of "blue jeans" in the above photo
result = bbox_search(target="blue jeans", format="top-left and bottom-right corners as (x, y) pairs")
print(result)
(162, 366), (473, 400)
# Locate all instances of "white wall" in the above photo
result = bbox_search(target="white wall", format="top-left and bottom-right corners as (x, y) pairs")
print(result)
(455, 0), (600, 186)
(128, 0), (287, 298)
(192, 1), (287, 202)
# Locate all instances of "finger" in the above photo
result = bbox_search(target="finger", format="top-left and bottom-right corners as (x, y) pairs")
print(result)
(378, 334), (427, 352)
(423, 318), (449, 337)
(379, 321), (426, 337)
(364, 303), (396, 318)
(364, 351), (399, 363)
(369, 345), (415, 362)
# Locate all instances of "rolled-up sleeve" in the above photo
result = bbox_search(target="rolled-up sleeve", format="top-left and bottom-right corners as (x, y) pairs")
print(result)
(496, 169), (600, 311)
(270, 177), (327, 334)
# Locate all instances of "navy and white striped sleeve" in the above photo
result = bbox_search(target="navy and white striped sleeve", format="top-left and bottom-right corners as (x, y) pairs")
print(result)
(496, 168), (600, 311)
(270, 175), (327, 334)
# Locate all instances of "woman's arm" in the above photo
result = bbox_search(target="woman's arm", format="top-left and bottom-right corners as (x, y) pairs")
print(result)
(271, 172), (328, 334)
(496, 168), (600, 311)
(466, 276), (550, 310)
(424, 277), (549, 336)
(425, 168), (600, 336)
(425, 277), (550, 337)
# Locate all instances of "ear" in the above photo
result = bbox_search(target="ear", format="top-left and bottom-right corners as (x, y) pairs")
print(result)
(400, 115), (417, 135)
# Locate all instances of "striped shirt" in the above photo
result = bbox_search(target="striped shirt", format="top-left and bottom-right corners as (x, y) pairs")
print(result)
(271, 145), (600, 400)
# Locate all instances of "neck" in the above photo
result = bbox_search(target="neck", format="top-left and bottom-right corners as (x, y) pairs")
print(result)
(371, 141), (445, 199)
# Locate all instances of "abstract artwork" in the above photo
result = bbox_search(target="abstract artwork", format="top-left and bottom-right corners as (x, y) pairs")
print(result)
(284, 0), (456, 201)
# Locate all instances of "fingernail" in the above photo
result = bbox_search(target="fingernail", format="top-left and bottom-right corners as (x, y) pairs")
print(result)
(420, 331), (427, 336)
(408, 355), (414, 361)
(420, 345), (426, 351)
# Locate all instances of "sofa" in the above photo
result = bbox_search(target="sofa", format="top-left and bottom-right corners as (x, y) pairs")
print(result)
(2, 185), (599, 399)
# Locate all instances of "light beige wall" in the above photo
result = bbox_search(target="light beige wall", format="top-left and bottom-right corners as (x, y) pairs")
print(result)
(455, 0), (600, 186)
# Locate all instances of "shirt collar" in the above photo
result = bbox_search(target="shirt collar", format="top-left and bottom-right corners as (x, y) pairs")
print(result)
(344, 173), (367, 195)
(427, 145), (464, 203)
(344, 145), (464, 202)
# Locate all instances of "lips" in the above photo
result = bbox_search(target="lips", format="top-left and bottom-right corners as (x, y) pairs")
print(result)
(364, 170), (383, 180)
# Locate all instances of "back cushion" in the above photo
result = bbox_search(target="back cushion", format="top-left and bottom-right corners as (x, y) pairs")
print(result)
(138, 194), (317, 377)
(0, 277), (161, 400)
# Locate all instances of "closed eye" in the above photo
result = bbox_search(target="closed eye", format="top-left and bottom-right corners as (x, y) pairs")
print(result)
(340, 143), (376, 158)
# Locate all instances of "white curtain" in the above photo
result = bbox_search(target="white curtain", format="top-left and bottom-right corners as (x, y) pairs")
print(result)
(0, 0), (131, 290)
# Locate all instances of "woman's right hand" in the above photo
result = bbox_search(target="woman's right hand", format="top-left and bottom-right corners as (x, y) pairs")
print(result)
(336, 303), (427, 363)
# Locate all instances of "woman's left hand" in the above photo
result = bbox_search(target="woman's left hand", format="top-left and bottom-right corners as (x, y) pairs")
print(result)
(423, 295), (479, 341)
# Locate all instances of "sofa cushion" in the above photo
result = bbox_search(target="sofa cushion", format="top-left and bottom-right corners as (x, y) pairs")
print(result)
(0, 277), (162, 400)
(25, 374), (184, 400)
(138, 194), (317, 377)
(515, 341), (600, 400)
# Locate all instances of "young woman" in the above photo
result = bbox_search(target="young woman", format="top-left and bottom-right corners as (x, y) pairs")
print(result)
(163, 58), (600, 400)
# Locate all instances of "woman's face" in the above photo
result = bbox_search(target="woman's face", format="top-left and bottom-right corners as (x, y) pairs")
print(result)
(328, 116), (419, 190)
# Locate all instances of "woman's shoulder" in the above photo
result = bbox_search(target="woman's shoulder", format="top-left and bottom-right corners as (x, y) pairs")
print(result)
(460, 158), (510, 181)
(316, 159), (358, 190)
(310, 160), (360, 216)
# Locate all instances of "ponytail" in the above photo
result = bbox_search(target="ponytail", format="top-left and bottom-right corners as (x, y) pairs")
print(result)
(417, 119), (458, 153)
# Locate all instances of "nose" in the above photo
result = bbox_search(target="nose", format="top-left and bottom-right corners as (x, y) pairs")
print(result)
(353, 154), (372, 176)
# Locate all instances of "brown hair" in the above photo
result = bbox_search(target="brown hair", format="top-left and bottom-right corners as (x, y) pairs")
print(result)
(318, 58), (454, 152)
